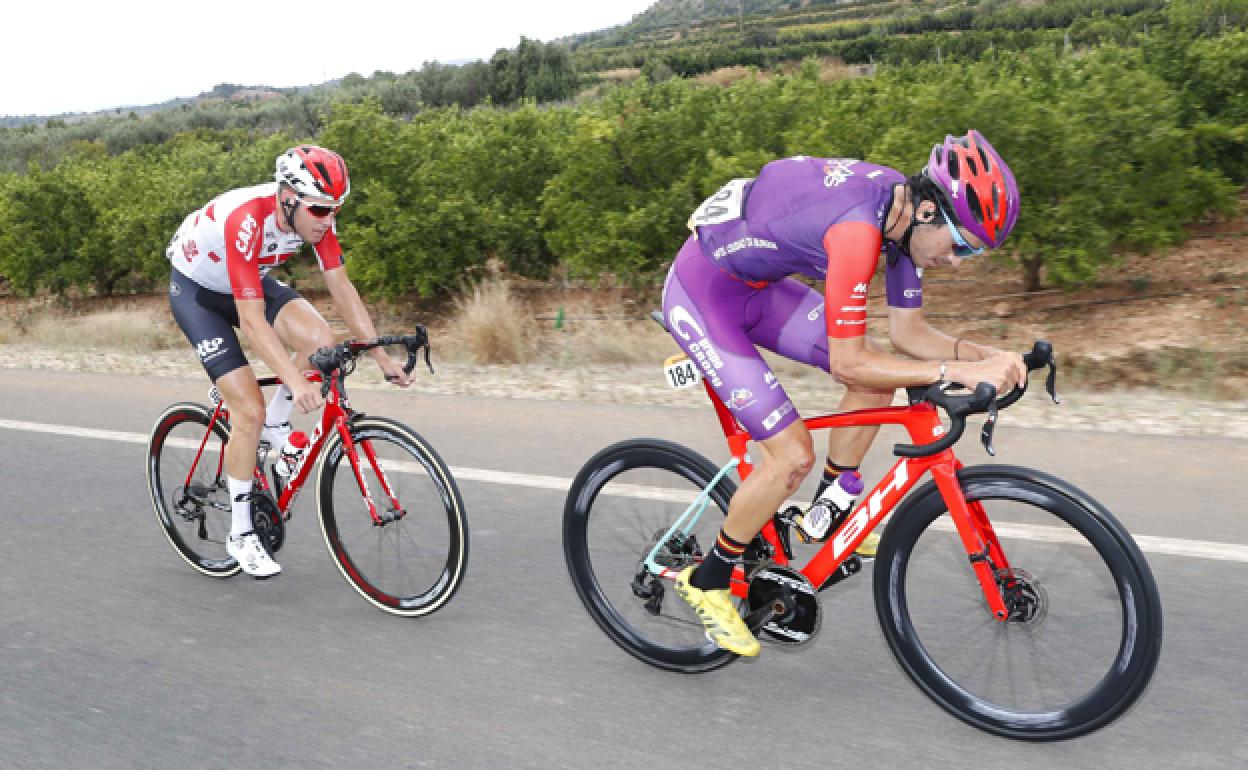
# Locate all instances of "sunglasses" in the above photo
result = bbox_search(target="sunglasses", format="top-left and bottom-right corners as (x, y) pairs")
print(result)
(305, 203), (340, 218)
(938, 206), (984, 258)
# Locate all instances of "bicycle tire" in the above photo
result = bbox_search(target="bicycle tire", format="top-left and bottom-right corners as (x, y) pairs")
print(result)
(874, 465), (1163, 740)
(147, 402), (241, 578)
(317, 416), (468, 617)
(563, 438), (742, 673)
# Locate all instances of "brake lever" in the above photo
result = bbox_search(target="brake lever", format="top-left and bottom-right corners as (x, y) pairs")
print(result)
(980, 399), (999, 456)
(1045, 359), (1060, 404)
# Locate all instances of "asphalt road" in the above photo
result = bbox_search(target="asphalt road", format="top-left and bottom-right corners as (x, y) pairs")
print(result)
(1, 368), (1245, 769)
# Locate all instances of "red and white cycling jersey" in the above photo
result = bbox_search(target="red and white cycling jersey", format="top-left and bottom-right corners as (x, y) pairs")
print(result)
(166, 182), (344, 299)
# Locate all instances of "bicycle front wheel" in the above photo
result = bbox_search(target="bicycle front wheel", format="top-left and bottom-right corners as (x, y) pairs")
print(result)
(563, 439), (742, 673)
(874, 465), (1163, 740)
(317, 416), (468, 617)
(147, 402), (240, 578)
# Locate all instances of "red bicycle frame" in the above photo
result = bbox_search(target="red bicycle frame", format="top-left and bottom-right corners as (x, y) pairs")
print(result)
(702, 379), (1015, 622)
(181, 369), (400, 526)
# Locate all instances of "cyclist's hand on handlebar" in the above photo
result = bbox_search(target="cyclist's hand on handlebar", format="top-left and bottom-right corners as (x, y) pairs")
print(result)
(950, 351), (1026, 394)
(292, 379), (324, 414)
(378, 354), (411, 388)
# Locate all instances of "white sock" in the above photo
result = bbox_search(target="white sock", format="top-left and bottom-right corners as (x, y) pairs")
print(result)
(265, 384), (294, 434)
(228, 476), (254, 538)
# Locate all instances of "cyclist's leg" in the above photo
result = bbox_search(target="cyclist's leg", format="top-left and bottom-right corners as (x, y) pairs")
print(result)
(258, 277), (324, 443)
(268, 277), (331, 370)
(744, 278), (891, 554)
(744, 277), (893, 467)
(662, 242), (819, 540)
(169, 271), (279, 577)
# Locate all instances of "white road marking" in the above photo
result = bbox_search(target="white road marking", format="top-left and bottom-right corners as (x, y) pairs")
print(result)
(4, 417), (1246, 563)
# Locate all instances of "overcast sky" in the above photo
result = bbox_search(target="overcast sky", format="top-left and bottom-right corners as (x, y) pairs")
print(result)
(2, 1), (657, 117)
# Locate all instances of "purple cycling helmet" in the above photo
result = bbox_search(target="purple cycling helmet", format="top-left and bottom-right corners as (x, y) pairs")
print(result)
(923, 130), (1020, 248)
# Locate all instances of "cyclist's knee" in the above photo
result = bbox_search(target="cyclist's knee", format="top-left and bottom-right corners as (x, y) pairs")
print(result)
(296, 323), (333, 357)
(763, 426), (815, 492)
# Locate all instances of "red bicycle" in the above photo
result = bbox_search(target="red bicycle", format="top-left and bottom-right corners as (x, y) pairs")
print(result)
(563, 319), (1162, 740)
(147, 330), (469, 617)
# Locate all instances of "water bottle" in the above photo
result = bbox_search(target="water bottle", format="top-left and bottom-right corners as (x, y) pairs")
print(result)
(275, 431), (310, 479)
(796, 470), (864, 543)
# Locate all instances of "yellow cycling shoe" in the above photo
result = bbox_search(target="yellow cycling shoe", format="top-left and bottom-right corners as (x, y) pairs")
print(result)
(674, 567), (761, 657)
(854, 532), (881, 559)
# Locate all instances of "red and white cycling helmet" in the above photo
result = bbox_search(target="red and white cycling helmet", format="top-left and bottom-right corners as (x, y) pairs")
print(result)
(275, 145), (350, 206)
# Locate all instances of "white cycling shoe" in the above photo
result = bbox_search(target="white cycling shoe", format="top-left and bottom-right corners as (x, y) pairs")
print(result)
(227, 532), (282, 579)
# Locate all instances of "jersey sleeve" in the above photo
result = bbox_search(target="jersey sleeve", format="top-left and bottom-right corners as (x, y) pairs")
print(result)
(313, 226), (344, 271)
(224, 202), (265, 300)
(884, 243), (924, 308)
(822, 221), (882, 339)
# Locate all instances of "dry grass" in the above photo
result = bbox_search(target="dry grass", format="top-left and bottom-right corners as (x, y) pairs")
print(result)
(446, 279), (540, 364)
(0, 302), (184, 351)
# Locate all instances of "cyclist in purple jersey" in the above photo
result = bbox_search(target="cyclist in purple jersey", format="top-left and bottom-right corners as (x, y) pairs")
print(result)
(663, 131), (1027, 656)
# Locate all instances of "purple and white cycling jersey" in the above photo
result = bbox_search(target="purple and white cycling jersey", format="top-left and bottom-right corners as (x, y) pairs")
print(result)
(662, 156), (922, 440)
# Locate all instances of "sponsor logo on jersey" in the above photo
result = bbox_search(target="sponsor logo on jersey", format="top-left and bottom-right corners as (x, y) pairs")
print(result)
(169, 281), (181, 297)
(762, 401), (795, 431)
(727, 388), (756, 411)
(240, 287), (259, 299)
(763, 371), (780, 390)
(195, 337), (227, 361)
(822, 159), (858, 188)
(807, 303), (824, 322)
(668, 305), (724, 388)
(711, 236), (778, 260)
(903, 288), (922, 299)
(235, 213), (258, 258)
(852, 282), (868, 297)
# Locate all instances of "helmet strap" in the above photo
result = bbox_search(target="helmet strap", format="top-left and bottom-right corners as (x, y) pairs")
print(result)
(898, 185), (931, 256)
(279, 193), (300, 231)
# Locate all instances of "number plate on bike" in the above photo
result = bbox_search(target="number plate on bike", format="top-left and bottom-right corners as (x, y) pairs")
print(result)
(663, 355), (701, 390)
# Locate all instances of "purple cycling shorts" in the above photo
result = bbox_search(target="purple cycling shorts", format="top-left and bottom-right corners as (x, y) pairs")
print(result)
(661, 236), (831, 440)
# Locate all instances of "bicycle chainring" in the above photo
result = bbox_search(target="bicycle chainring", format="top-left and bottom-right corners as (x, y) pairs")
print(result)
(251, 489), (285, 554)
(747, 564), (821, 648)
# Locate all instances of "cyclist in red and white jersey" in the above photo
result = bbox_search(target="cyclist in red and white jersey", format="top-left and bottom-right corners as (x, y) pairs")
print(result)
(167, 145), (408, 578)
(663, 131), (1027, 655)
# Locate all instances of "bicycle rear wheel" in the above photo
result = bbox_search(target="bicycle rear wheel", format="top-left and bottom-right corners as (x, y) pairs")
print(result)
(317, 416), (468, 617)
(563, 439), (742, 673)
(147, 402), (240, 578)
(874, 465), (1163, 740)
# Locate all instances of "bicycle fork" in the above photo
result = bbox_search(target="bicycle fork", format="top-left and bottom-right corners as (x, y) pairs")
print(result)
(338, 418), (405, 526)
(930, 464), (1013, 622)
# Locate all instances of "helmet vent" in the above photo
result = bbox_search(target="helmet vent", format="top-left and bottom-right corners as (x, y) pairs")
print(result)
(978, 146), (992, 173)
(948, 154), (961, 180)
(965, 185), (984, 225)
(965, 154), (978, 176)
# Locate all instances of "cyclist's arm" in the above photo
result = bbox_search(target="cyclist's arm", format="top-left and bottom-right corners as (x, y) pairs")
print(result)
(822, 222), (947, 388)
(889, 307), (1026, 386)
(322, 266), (409, 384)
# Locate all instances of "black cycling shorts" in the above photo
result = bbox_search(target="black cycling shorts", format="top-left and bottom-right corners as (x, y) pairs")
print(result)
(169, 270), (302, 382)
